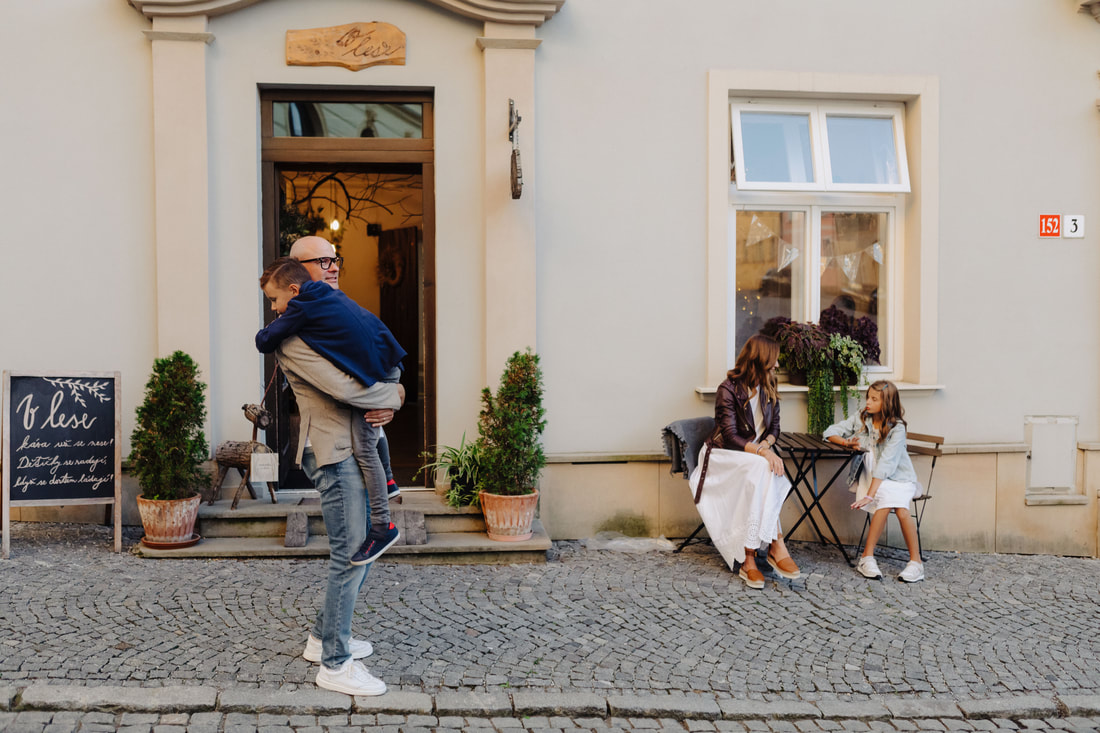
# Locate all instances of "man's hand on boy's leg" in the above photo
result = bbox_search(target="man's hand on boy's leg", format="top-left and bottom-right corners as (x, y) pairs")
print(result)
(364, 409), (395, 427)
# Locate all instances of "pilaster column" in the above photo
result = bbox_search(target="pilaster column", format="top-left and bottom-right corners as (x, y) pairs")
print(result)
(478, 22), (540, 384)
(145, 16), (213, 374)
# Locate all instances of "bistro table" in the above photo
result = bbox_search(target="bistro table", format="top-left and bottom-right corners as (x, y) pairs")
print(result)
(775, 432), (861, 566)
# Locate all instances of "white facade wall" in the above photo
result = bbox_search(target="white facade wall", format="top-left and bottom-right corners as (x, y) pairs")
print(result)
(2, 0), (1100, 551)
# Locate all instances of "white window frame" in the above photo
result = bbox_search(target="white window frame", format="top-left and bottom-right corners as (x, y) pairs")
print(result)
(731, 100), (910, 193)
(705, 71), (940, 391)
(728, 197), (901, 372)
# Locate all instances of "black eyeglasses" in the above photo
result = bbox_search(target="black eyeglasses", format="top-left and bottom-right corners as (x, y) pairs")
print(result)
(299, 256), (344, 271)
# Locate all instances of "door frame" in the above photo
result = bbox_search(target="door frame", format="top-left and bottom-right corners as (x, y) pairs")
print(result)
(259, 84), (437, 487)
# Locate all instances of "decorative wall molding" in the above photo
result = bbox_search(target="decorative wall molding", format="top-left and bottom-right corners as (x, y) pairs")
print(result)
(476, 37), (542, 50)
(129, 0), (565, 25)
(142, 29), (215, 43)
(129, 0), (263, 18)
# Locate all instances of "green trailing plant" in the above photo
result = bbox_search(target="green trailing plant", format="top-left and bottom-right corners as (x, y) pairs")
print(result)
(477, 349), (547, 497)
(129, 351), (210, 501)
(415, 434), (484, 508)
(829, 333), (865, 418)
(806, 363), (835, 435)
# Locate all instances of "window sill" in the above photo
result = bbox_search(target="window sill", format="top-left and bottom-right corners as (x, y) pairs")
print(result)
(1024, 493), (1088, 506)
(695, 381), (944, 398)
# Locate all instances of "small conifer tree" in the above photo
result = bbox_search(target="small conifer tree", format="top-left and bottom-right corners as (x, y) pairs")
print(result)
(477, 349), (546, 496)
(129, 351), (210, 501)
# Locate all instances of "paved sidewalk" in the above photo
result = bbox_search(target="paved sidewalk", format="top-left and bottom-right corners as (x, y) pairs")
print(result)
(1, 523), (1099, 732)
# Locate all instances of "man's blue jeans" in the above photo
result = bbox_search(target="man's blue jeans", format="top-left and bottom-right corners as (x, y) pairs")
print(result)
(301, 448), (373, 669)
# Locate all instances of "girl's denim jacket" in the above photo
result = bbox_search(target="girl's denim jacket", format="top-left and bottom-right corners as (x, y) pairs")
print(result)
(822, 415), (918, 484)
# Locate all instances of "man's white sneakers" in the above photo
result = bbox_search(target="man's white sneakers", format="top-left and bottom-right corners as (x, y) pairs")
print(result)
(302, 634), (373, 663)
(856, 556), (882, 579)
(315, 658), (387, 696)
(898, 560), (925, 583)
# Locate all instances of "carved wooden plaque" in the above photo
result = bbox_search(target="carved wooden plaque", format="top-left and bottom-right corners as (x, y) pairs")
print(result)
(286, 22), (406, 71)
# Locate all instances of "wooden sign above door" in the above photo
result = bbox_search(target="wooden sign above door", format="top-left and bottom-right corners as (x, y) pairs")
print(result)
(286, 22), (406, 71)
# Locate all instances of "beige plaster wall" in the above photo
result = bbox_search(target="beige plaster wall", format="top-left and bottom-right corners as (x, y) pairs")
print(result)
(544, 450), (1098, 559)
(205, 0), (486, 448)
(534, 1), (1100, 458)
(995, 452), (1097, 556)
(0, 4), (157, 444)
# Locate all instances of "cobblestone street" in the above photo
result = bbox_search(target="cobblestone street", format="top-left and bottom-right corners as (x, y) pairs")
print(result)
(1, 523), (1099, 731)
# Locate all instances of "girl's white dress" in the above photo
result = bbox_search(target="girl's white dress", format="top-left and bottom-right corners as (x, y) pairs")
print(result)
(851, 449), (920, 514)
(687, 393), (792, 570)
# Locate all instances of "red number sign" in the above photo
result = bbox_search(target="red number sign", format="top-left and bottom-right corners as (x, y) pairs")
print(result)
(1039, 214), (1061, 238)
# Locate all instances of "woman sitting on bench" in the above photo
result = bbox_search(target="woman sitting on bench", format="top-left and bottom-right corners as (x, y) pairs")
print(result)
(689, 334), (800, 589)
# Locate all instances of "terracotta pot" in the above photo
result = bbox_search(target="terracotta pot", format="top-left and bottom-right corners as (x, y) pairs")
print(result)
(787, 368), (807, 386)
(136, 493), (201, 546)
(479, 489), (539, 542)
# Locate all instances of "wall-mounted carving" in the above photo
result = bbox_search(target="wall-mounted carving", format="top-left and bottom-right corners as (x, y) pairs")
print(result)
(287, 22), (406, 71)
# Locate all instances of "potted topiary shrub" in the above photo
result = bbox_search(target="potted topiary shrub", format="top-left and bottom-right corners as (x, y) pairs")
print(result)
(476, 349), (546, 541)
(129, 351), (210, 548)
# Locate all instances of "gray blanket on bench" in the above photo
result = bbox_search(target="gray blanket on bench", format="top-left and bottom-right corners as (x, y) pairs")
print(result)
(661, 416), (716, 478)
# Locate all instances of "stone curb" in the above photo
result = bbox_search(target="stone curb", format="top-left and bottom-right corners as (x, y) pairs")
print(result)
(718, 700), (820, 720)
(885, 699), (964, 719)
(1057, 694), (1100, 716)
(957, 695), (1060, 720)
(608, 694), (721, 720)
(510, 691), (607, 717)
(5, 685), (1095, 723)
(434, 690), (511, 716)
(354, 691), (433, 715)
(18, 685), (218, 713)
(217, 688), (350, 714)
(814, 700), (891, 720)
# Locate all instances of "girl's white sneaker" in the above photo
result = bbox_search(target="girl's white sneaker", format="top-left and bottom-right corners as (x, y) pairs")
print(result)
(856, 556), (882, 579)
(898, 561), (925, 583)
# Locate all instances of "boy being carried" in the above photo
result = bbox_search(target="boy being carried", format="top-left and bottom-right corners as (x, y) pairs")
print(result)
(258, 257), (405, 564)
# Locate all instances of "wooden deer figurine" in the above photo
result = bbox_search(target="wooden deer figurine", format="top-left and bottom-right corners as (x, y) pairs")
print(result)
(207, 403), (277, 509)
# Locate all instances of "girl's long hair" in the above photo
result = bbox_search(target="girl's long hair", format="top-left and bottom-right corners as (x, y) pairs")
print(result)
(861, 379), (906, 443)
(728, 334), (780, 404)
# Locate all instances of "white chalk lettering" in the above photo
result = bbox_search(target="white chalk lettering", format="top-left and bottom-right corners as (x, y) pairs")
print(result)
(45, 391), (97, 430)
(15, 394), (39, 430)
(17, 435), (51, 451)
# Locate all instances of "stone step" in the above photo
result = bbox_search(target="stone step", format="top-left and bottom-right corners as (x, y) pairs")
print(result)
(197, 492), (486, 538)
(134, 520), (551, 564)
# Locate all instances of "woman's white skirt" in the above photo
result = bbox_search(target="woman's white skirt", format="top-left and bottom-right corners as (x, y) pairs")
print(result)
(687, 446), (792, 570)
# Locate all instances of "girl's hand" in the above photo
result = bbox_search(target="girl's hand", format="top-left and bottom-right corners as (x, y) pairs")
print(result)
(844, 437), (860, 449)
(850, 495), (873, 510)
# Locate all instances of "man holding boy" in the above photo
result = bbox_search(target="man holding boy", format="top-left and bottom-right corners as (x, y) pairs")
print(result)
(264, 256), (402, 696)
(291, 237), (404, 512)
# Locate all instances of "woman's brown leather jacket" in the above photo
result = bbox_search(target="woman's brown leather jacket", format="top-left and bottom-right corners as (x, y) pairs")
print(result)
(706, 376), (781, 452)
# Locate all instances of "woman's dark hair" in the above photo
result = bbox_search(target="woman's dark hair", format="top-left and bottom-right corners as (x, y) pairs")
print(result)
(728, 334), (780, 404)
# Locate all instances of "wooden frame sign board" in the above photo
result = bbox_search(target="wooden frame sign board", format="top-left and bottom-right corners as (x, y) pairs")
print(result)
(2, 372), (122, 558)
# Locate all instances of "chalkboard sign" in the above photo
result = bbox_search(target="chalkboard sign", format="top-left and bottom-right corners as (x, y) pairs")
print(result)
(2, 371), (122, 558)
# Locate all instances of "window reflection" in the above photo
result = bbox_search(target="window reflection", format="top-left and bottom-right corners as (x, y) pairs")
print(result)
(273, 102), (423, 138)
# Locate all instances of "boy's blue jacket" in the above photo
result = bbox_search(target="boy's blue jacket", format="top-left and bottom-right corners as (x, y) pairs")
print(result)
(256, 280), (406, 387)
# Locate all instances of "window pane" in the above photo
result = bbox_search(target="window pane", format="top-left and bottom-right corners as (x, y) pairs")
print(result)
(819, 212), (887, 364)
(735, 210), (806, 355)
(739, 112), (814, 184)
(826, 116), (898, 185)
(273, 102), (423, 138)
